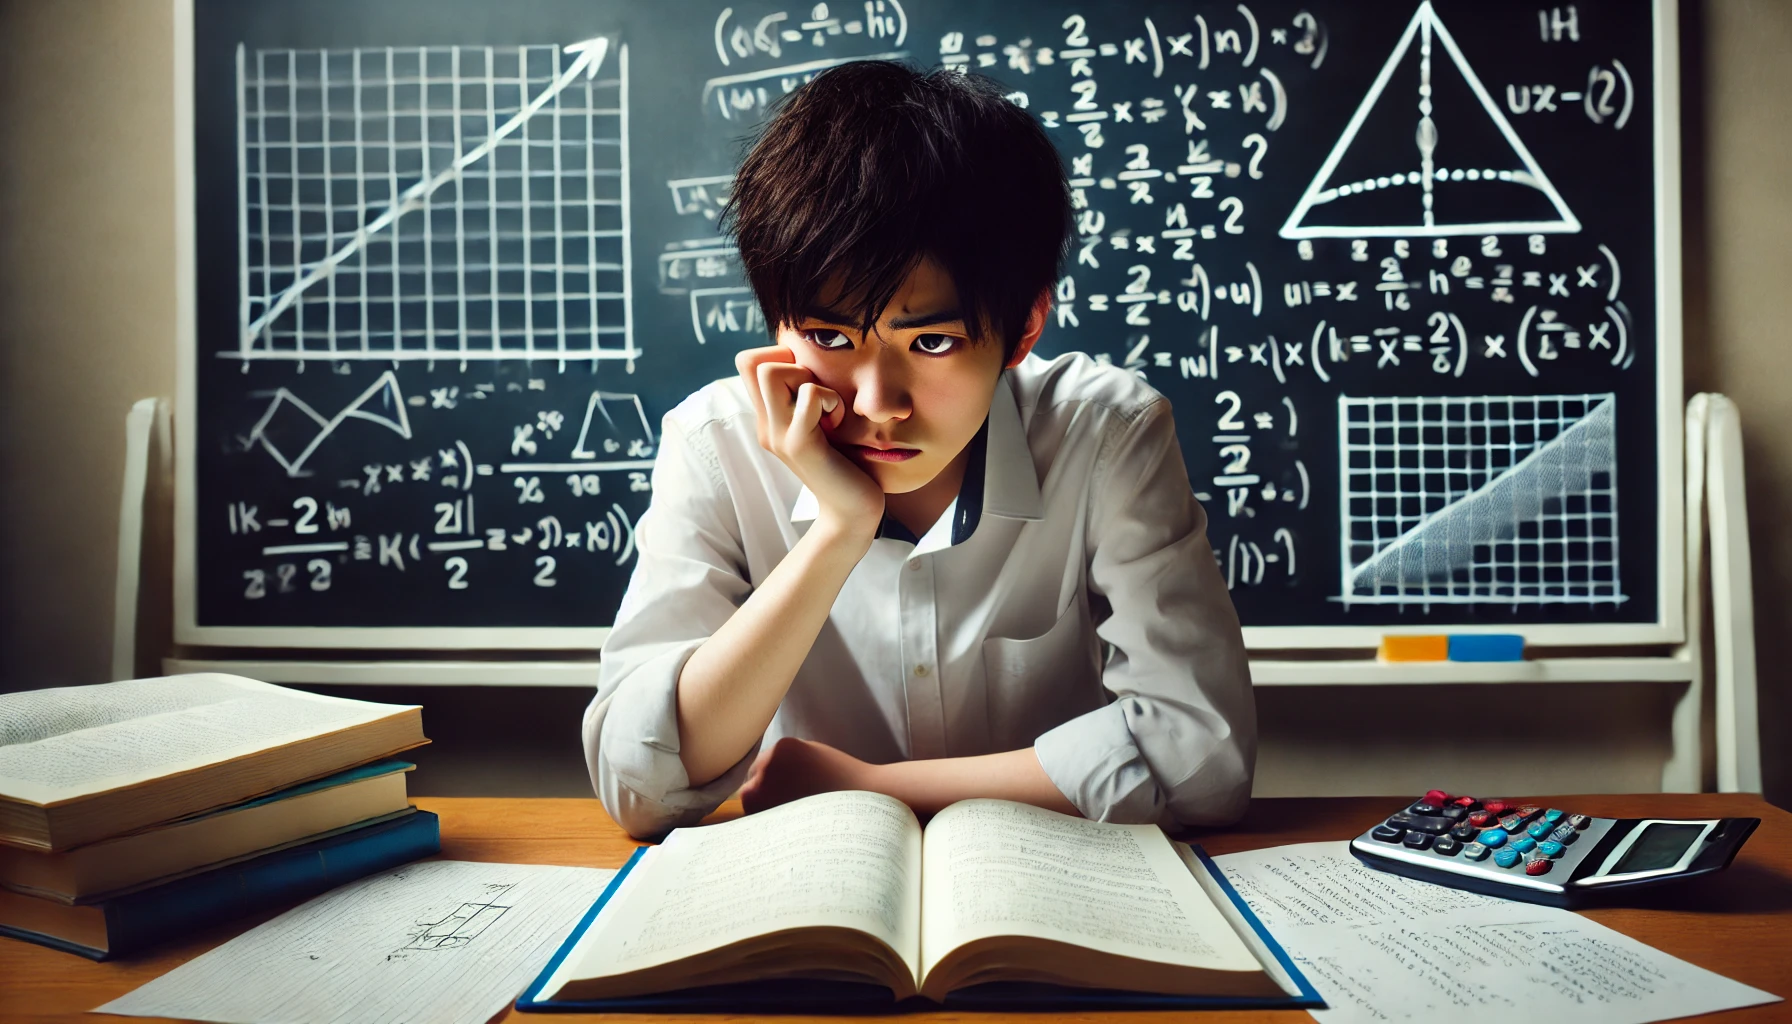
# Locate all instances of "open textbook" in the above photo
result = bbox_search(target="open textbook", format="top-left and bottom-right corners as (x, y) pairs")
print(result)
(521, 791), (1318, 1010)
(0, 673), (425, 850)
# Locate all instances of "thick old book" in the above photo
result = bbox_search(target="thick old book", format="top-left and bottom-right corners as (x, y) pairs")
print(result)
(0, 673), (427, 851)
(0, 760), (414, 902)
(518, 792), (1320, 1012)
(0, 808), (440, 960)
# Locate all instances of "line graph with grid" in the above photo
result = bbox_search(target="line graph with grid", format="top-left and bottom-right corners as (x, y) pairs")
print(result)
(229, 38), (634, 366)
(1339, 394), (1623, 607)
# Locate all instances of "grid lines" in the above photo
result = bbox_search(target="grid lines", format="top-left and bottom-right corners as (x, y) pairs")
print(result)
(1339, 394), (1623, 607)
(230, 41), (633, 365)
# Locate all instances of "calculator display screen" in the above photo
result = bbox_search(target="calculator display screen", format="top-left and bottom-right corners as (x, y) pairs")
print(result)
(1611, 823), (1705, 874)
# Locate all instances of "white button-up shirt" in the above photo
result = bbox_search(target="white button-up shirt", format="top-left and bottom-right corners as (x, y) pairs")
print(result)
(583, 351), (1255, 839)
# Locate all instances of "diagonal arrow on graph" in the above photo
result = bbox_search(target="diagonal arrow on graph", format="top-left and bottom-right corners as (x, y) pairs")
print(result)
(245, 370), (413, 477)
(238, 36), (611, 356)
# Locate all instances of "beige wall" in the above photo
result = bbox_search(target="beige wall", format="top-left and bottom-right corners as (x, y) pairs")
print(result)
(0, 0), (177, 689)
(0, 1), (1784, 804)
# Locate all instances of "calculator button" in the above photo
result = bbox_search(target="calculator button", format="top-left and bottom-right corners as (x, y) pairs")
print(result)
(1453, 796), (1480, 810)
(1461, 842), (1490, 861)
(1509, 836), (1538, 855)
(1494, 848), (1522, 868)
(1498, 814), (1526, 832)
(1440, 806), (1467, 822)
(1372, 825), (1405, 843)
(1433, 836), (1462, 856)
(1402, 831), (1434, 850)
(1410, 803), (1441, 816)
(1451, 823), (1480, 842)
(1516, 805), (1542, 819)
(1409, 815), (1452, 835)
(1386, 814), (1417, 829)
(1537, 840), (1565, 858)
(1482, 800), (1511, 816)
(1542, 809), (1565, 825)
(1527, 821), (1553, 839)
(1549, 825), (1578, 845)
(1524, 854), (1553, 875)
(1467, 811), (1493, 827)
(1568, 814), (1592, 830)
(1424, 789), (1449, 805)
(1478, 829), (1509, 848)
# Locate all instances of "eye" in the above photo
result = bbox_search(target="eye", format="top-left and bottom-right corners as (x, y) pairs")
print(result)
(914, 333), (960, 356)
(800, 328), (852, 350)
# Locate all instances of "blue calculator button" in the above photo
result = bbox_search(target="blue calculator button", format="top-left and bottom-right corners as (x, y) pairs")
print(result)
(1509, 835), (1538, 854)
(1549, 824), (1579, 845)
(1543, 808), (1565, 825)
(1494, 848), (1522, 868)
(1478, 828), (1509, 848)
(1460, 842), (1490, 861)
(1538, 839), (1566, 858)
(1527, 821), (1552, 839)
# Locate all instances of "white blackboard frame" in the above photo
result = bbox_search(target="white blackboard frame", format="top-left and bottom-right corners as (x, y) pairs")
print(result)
(172, 0), (1684, 651)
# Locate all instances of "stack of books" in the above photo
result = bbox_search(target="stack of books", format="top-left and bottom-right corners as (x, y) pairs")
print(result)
(0, 672), (435, 959)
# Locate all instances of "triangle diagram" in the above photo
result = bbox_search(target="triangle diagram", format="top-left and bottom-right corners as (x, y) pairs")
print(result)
(247, 370), (412, 477)
(1281, 2), (1580, 239)
(1350, 395), (1615, 593)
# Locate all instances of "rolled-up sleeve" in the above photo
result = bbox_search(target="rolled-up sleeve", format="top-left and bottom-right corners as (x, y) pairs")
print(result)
(1032, 397), (1256, 831)
(584, 414), (762, 840)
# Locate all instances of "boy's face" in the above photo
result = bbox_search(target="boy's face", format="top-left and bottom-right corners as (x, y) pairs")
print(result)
(776, 258), (1033, 495)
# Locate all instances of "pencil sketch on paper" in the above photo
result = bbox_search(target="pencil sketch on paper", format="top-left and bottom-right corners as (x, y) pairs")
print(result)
(1281, 2), (1580, 238)
(1339, 394), (1621, 607)
(229, 38), (636, 368)
(244, 369), (412, 477)
(396, 881), (516, 953)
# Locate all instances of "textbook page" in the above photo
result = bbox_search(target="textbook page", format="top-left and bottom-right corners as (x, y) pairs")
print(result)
(0, 674), (412, 805)
(919, 799), (1262, 980)
(96, 860), (615, 1024)
(555, 789), (922, 986)
(1214, 842), (1780, 1024)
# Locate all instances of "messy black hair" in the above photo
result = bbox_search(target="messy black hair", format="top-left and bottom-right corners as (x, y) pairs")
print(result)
(723, 61), (1071, 360)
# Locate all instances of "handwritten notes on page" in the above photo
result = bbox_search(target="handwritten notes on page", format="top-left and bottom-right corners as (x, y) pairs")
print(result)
(1213, 842), (1780, 1024)
(96, 860), (615, 1024)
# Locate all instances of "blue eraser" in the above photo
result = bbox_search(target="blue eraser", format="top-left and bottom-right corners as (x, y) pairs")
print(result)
(1448, 635), (1525, 661)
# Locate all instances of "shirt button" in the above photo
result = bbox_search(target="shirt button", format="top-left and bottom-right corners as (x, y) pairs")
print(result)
(908, 560), (921, 572)
(914, 664), (930, 677)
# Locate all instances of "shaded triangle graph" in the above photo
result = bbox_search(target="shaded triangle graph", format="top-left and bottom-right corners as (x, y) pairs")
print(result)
(1281, 2), (1580, 239)
(244, 371), (412, 477)
(1348, 395), (1617, 602)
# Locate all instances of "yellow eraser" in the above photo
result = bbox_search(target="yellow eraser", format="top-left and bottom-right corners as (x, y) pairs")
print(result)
(1379, 635), (1450, 662)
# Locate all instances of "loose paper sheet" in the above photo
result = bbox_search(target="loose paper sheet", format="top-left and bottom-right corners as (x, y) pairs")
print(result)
(94, 860), (615, 1024)
(1214, 842), (1780, 1024)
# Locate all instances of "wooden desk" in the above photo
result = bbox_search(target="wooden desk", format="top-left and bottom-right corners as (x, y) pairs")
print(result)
(3, 794), (1788, 1022)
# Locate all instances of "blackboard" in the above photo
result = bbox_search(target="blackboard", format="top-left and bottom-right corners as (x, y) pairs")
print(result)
(174, 0), (1682, 649)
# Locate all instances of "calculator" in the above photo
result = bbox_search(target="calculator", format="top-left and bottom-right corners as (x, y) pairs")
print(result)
(1349, 790), (1759, 908)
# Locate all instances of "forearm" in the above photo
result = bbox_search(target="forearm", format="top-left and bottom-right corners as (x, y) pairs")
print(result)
(863, 747), (1080, 818)
(675, 518), (872, 786)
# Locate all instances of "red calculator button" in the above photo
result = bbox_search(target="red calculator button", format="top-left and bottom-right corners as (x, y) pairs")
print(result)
(1453, 796), (1478, 809)
(1524, 856), (1552, 876)
(1424, 789), (1449, 805)
(1468, 811), (1492, 827)
(1483, 800), (1510, 815)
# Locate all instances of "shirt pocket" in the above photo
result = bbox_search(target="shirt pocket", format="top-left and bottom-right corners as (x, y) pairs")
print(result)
(981, 593), (1105, 748)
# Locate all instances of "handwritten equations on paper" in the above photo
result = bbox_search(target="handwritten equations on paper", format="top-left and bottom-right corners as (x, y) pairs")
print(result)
(1213, 843), (1779, 1024)
(192, 1), (1664, 633)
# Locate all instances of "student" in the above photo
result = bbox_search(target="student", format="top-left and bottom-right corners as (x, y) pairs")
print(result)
(584, 61), (1254, 841)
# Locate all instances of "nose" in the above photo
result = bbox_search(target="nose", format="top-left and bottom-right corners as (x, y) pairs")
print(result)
(849, 343), (912, 426)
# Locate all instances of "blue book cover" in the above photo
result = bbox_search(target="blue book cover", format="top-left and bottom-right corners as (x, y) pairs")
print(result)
(514, 844), (1324, 1014)
(0, 809), (440, 961)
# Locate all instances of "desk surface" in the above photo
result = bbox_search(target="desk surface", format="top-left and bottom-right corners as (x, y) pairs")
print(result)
(2, 794), (1787, 1023)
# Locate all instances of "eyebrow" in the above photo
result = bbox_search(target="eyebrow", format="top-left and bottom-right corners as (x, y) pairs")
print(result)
(798, 305), (968, 332)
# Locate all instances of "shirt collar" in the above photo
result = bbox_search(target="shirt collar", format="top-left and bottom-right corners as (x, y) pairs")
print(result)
(787, 369), (1044, 545)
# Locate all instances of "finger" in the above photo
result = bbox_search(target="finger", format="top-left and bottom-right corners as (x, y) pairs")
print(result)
(757, 362), (812, 441)
(790, 382), (828, 443)
(735, 346), (791, 445)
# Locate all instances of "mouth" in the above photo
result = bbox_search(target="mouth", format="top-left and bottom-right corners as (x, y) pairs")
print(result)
(846, 444), (921, 463)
